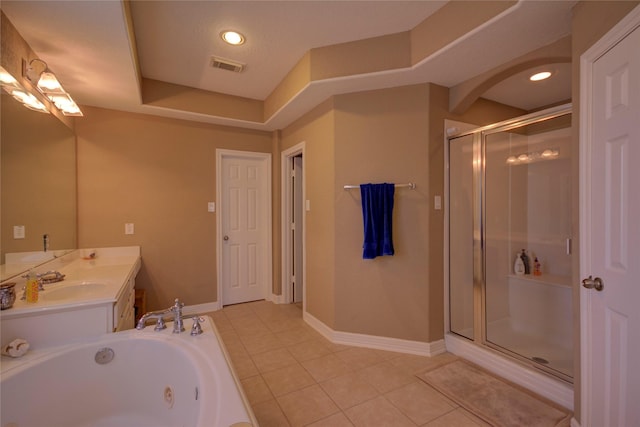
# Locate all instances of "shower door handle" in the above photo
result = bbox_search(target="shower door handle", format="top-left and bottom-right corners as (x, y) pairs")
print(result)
(582, 275), (604, 291)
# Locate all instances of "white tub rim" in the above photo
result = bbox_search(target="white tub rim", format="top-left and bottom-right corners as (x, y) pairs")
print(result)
(0, 316), (257, 427)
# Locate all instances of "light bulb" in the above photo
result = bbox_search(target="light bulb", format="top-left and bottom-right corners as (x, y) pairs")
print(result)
(530, 71), (552, 82)
(221, 31), (245, 46)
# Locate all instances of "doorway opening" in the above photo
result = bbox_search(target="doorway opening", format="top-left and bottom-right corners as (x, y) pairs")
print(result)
(281, 142), (306, 309)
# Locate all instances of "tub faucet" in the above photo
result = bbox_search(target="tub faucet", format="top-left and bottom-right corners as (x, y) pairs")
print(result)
(135, 307), (171, 331)
(171, 298), (185, 334)
(136, 298), (186, 333)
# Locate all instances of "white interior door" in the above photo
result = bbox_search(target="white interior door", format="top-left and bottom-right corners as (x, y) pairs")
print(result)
(580, 8), (640, 426)
(218, 150), (271, 306)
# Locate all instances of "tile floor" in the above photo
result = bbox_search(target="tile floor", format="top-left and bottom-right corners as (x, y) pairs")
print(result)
(207, 300), (492, 427)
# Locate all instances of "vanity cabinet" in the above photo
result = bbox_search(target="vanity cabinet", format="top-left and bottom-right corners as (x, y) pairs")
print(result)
(0, 247), (141, 350)
(113, 274), (136, 332)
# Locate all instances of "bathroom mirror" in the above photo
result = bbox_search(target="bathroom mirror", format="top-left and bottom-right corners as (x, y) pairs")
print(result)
(1, 93), (77, 280)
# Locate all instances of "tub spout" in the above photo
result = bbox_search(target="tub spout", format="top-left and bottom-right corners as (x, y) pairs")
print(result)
(135, 298), (186, 333)
(136, 308), (171, 330)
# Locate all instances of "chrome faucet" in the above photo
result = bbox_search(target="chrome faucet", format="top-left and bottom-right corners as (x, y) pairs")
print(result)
(19, 270), (65, 299)
(171, 298), (185, 333)
(136, 298), (186, 333)
(38, 271), (65, 285)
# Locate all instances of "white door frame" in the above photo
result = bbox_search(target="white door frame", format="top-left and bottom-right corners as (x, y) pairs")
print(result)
(579, 5), (640, 426)
(280, 142), (306, 309)
(216, 149), (272, 306)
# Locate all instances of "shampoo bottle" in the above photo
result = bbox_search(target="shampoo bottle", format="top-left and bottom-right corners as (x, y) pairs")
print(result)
(25, 271), (39, 303)
(520, 249), (531, 275)
(514, 254), (525, 275)
(534, 257), (541, 276)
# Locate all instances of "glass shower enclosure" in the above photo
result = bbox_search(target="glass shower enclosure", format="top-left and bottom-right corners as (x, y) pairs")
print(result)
(448, 104), (573, 382)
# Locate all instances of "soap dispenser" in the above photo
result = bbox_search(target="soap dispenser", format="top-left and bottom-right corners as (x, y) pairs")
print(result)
(25, 271), (39, 303)
(514, 253), (525, 275)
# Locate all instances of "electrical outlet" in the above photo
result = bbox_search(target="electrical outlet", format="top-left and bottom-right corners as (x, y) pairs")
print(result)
(125, 223), (134, 235)
(13, 225), (25, 239)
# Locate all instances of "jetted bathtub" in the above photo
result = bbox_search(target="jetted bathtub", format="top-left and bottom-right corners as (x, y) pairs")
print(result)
(0, 316), (255, 427)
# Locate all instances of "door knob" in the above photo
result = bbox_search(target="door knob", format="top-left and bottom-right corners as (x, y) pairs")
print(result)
(223, 235), (229, 241)
(582, 275), (604, 291)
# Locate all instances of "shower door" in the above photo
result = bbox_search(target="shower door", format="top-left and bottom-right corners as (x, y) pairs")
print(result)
(448, 105), (573, 382)
(448, 133), (476, 340)
(484, 113), (573, 380)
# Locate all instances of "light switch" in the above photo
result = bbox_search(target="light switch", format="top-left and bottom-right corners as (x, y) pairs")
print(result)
(306, 200), (311, 211)
(125, 223), (135, 235)
(13, 225), (25, 239)
(434, 195), (442, 210)
(208, 202), (215, 212)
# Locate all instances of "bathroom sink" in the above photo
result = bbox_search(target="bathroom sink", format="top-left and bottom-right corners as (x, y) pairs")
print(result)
(44, 283), (107, 301)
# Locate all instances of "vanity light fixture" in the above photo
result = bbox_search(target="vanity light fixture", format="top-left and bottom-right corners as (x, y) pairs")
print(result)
(24, 58), (83, 116)
(529, 71), (552, 82)
(220, 30), (245, 46)
(0, 65), (49, 113)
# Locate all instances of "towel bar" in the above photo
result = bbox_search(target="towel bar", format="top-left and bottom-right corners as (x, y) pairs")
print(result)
(343, 183), (415, 190)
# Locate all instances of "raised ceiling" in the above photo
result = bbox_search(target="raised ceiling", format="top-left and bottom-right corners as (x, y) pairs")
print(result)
(1, 1), (575, 130)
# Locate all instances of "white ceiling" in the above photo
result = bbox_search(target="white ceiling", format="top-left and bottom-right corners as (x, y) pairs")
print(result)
(1, 0), (575, 130)
(131, 0), (447, 100)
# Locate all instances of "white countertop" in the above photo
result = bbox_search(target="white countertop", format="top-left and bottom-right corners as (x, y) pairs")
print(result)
(0, 247), (141, 319)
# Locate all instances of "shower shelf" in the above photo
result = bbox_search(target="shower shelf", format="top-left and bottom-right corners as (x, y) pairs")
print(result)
(507, 274), (571, 288)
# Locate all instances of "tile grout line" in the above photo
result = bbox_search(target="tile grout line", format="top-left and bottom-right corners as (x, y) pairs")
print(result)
(216, 302), (491, 427)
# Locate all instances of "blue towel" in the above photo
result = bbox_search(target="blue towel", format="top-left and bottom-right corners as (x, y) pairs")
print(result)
(360, 183), (395, 259)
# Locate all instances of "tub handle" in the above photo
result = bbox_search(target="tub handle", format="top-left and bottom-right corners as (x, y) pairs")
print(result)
(191, 316), (203, 336)
(582, 275), (604, 292)
(154, 317), (167, 331)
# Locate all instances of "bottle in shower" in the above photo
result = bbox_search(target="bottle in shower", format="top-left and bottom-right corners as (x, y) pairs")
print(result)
(514, 253), (525, 275)
(520, 249), (530, 274)
(534, 257), (541, 276)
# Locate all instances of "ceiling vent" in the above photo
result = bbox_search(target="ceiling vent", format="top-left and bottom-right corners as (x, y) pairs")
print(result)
(210, 56), (245, 73)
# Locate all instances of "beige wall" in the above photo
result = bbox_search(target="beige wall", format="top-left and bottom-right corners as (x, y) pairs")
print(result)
(72, 81), (524, 344)
(69, 78), (521, 342)
(333, 85), (432, 341)
(278, 83), (525, 343)
(280, 99), (336, 328)
(75, 106), (272, 310)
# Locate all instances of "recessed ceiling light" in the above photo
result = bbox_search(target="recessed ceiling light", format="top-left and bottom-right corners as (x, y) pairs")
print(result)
(221, 31), (245, 46)
(529, 71), (552, 82)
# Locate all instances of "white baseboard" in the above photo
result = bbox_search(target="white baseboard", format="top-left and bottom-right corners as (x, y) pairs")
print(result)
(269, 293), (287, 304)
(445, 333), (574, 410)
(303, 311), (446, 357)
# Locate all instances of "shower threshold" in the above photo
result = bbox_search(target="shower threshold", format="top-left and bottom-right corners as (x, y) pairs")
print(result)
(445, 332), (574, 410)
